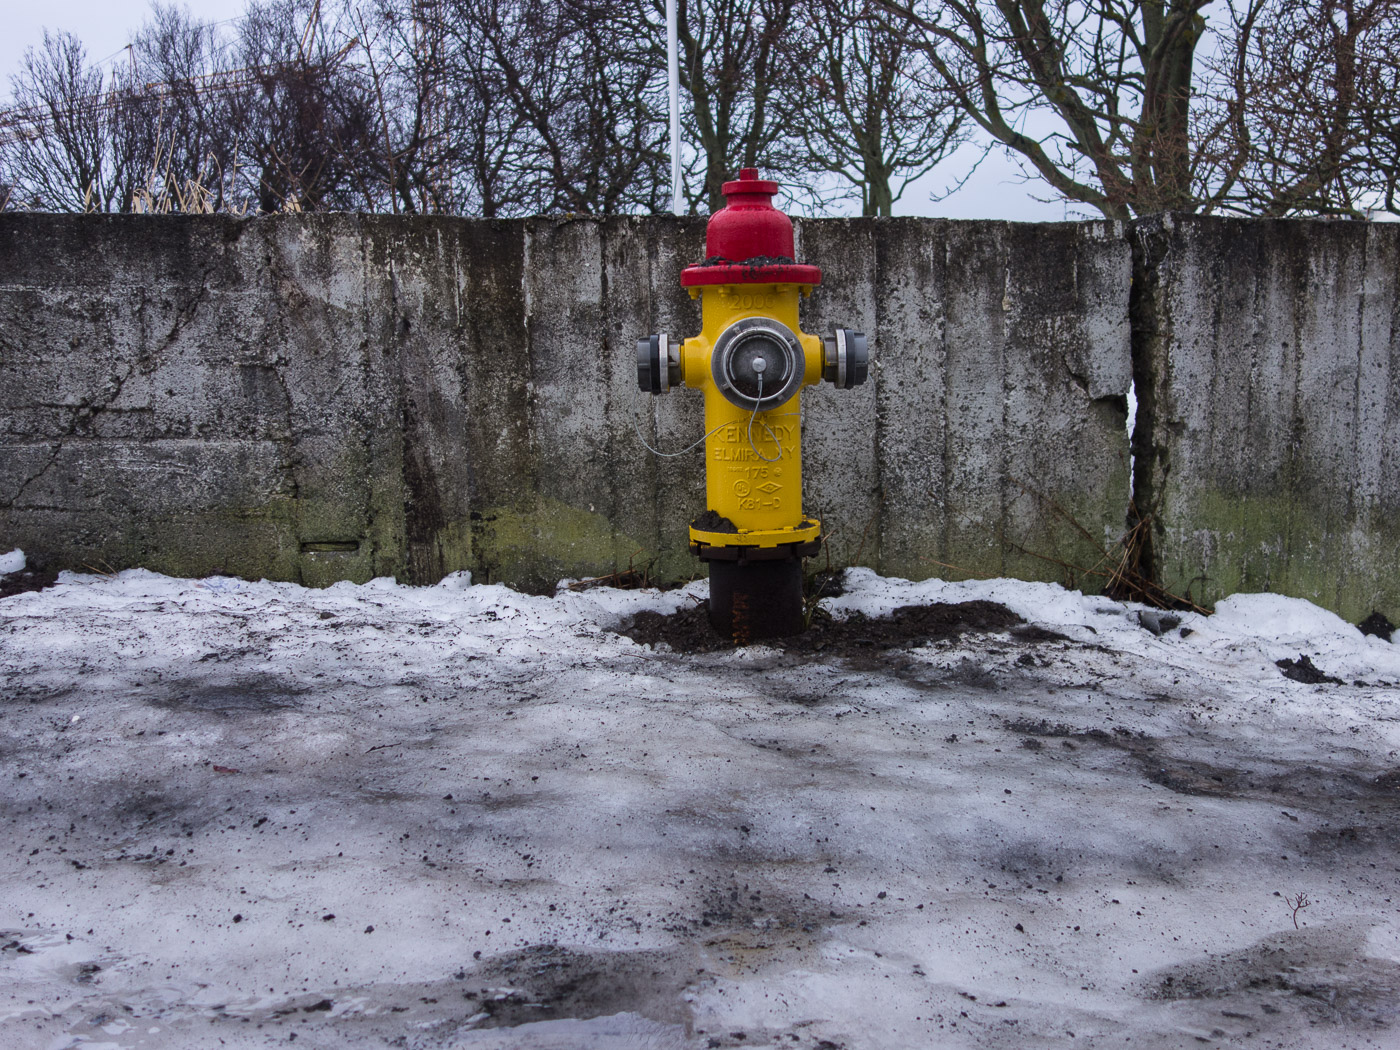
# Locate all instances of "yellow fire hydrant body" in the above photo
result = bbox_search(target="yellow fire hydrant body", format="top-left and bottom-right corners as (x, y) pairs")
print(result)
(683, 282), (823, 552)
(637, 168), (867, 640)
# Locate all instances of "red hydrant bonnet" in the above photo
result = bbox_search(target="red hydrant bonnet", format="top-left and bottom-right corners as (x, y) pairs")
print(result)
(680, 169), (823, 288)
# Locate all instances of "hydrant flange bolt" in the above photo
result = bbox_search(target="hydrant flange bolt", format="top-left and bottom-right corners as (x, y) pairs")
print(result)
(822, 328), (869, 390)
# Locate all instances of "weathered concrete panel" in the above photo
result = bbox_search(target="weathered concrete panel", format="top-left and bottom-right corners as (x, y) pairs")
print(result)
(365, 217), (476, 585)
(263, 216), (407, 586)
(999, 220), (1133, 587)
(1132, 215), (1400, 623)
(870, 218), (950, 576)
(0, 438), (300, 579)
(432, 219), (534, 585)
(0, 215), (406, 585)
(864, 219), (1132, 585)
(601, 216), (708, 584)
(511, 218), (637, 591)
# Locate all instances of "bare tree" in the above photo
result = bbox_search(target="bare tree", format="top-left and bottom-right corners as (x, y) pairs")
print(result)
(779, 0), (967, 216)
(876, 0), (1212, 219)
(228, 0), (375, 212)
(342, 0), (463, 213)
(877, 0), (1400, 219)
(442, 0), (669, 215)
(0, 31), (155, 212)
(555, 0), (671, 214)
(129, 5), (242, 212)
(660, 0), (800, 212)
(425, 0), (540, 215)
(1355, 5), (1400, 212)
(1194, 0), (1400, 216)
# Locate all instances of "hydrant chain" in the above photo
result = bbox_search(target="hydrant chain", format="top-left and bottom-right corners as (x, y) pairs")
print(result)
(744, 370), (784, 464)
(628, 391), (736, 459)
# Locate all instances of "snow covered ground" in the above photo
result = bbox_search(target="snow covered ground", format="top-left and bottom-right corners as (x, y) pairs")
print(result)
(2, 555), (1400, 1050)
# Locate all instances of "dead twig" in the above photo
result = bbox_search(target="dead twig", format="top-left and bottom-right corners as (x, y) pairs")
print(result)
(567, 550), (655, 592)
(1284, 891), (1311, 929)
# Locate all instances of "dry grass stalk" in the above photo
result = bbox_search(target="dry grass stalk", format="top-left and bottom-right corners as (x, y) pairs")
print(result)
(566, 551), (655, 592)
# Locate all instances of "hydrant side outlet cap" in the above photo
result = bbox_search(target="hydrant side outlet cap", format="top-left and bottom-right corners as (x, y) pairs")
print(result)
(681, 169), (822, 288)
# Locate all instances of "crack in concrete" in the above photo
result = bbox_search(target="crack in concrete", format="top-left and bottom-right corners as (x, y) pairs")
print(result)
(4, 442), (63, 509)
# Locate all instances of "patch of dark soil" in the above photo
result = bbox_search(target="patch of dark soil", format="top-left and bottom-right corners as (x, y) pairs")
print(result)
(1013, 726), (1233, 793)
(786, 601), (1022, 655)
(150, 673), (309, 713)
(1145, 757), (1242, 796)
(1372, 769), (1400, 791)
(1151, 930), (1400, 1027)
(624, 603), (733, 653)
(806, 569), (847, 602)
(464, 944), (692, 1028)
(1358, 611), (1394, 642)
(618, 599), (1023, 656)
(692, 510), (738, 533)
(1307, 824), (1396, 854)
(1277, 654), (1343, 685)
(0, 682), (74, 705)
(1010, 624), (1072, 643)
(1006, 720), (1400, 811)
(0, 568), (60, 600)
(686, 879), (825, 934)
(1013, 722), (1400, 828)
(935, 658), (1001, 689)
(1005, 718), (1112, 741)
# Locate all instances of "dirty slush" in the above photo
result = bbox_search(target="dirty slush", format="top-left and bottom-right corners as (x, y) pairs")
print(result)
(3, 566), (1400, 1048)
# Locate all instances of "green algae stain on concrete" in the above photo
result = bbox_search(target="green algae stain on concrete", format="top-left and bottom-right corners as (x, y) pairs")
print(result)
(1157, 489), (1400, 624)
(876, 445), (1132, 596)
(115, 507), (303, 584)
(472, 497), (653, 594)
(428, 518), (475, 578)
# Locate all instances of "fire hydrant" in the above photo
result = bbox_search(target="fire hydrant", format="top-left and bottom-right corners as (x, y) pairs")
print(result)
(637, 168), (868, 641)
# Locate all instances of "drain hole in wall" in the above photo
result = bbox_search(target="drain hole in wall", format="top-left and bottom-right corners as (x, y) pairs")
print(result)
(301, 541), (361, 553)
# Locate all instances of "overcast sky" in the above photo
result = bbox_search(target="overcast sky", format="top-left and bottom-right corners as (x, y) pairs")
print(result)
(3, 0), (1073, 222)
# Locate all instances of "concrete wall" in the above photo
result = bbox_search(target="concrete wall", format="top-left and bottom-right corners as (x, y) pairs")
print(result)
(0, 212), (1394, 624)
(796, 218), (1131, 586)
(1133, 214), (1400, 623)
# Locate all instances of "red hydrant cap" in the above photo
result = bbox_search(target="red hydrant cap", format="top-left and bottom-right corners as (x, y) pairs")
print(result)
(680, 168), (822, 288)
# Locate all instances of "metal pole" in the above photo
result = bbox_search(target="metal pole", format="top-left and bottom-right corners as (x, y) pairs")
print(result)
(666, 0), (682, 215)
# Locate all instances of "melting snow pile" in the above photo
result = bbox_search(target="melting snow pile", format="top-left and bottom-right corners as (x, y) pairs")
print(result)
(1, 558), (1398, 1050)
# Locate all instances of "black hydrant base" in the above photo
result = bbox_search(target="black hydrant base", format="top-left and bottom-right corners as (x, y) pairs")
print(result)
(708, 558), (805, 643)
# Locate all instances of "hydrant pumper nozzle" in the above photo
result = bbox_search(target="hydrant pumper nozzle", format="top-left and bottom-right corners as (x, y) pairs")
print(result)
(637, 168), (868, 641)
